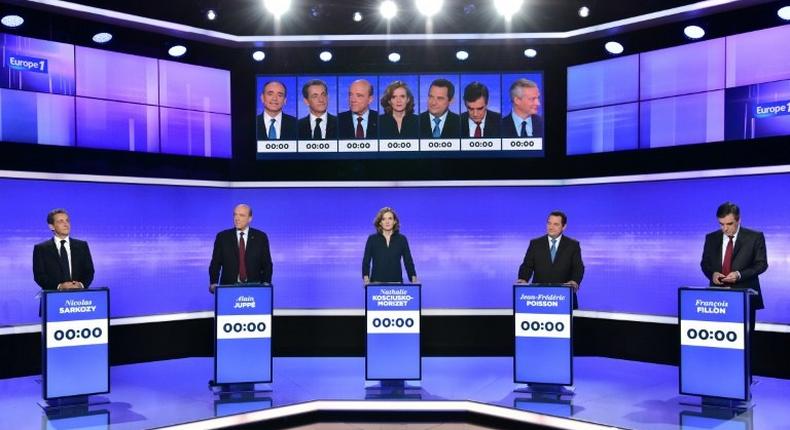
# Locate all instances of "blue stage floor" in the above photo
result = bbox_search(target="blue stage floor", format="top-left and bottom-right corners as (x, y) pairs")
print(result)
(0, 357), (787, 429)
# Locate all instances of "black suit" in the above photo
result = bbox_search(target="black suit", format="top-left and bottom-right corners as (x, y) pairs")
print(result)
(338, 110), (378, 139)
(701, 227), (767, 312)
(379, 113), (419, 139)
(501, 113), (544, 138)
(298, 113), (338, 140)
(460, 110), (502, 137)
(418, 111), (461, 139)
(209, 228), (273, 285)
(33, 237), (95, 291)
(256, 113), (298, 140)
(518, 235), (584, 309)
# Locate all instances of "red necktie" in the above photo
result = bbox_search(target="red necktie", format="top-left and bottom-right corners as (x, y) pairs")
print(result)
(238, 232), (247, 282)
(722, 235), (734, 275)
(474, 122), (482, 138)
(355, 116), (364, 139)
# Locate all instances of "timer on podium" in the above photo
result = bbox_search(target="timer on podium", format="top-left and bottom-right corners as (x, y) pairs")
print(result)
(212, 283), (273, 393)
(679, 286), (755, 408)
(513, 284), (574, 395)
(41, 288), (110, 408)
(365, 283), (421, 388)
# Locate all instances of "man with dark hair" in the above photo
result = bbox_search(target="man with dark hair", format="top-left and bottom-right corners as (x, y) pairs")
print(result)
(338, 79), (379, 139)
(701, 202), (767, 331)
(460, 81), (501, 138)
(419, 78), (461, 139)
(298, 79), (338, 140)
(209, 204), (273, 294)
(256, 80), (298, 140)
(517, 211), (584, 309)
(502, 78), (544, 138)
(33, 209), (95, 292)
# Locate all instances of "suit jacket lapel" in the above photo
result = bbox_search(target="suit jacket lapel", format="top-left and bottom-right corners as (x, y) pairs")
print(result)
(732, 229), (746, 260)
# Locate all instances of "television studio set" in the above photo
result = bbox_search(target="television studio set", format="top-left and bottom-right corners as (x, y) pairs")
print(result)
(1, 0), (789, 429)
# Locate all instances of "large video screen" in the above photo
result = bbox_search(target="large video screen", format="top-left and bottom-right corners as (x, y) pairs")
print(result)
(254, 72), (545, 159)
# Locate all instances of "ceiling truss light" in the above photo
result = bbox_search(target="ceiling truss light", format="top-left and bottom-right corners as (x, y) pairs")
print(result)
(456, 50), (469, 61)
(380, 1), (398, 20)
(605, 41), (624, 55)
(494, 0), (524, 19)
(388, 52), (401, 63)
(415, 0), (443, 17)
(263, 0), (291, 19)
(92, 32), (113, 44)
(168, 45), (187, 57)
(252, 50), (266, 62)
(353, 11), (363, 22)
(779, 6), (790, 20)
(684, 25), (705, 39)
(1, 14), (24, 28)
(578, 6), (590, 18)
(523, 48), (537, 58)
(319, 50), (333, 62)
(207, 9), (217, 20)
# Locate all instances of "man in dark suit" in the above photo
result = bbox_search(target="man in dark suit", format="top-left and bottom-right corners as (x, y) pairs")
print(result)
(338, 79), (378, 139)
(502, 78), (544, 138)
(256, 80), (298, 140)
(517, 211), (584, 309)
(209, 204), (273, 293)
(701, 202), (768, 331)
(418, 78), (461, 139)
(33, 208), (95, 292)
(460, 81), (501, 138)
(298, 79), (337, 140)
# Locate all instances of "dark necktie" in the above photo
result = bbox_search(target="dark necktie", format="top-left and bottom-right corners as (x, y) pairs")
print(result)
(722, 235), (734, 275)
(520, 120), (527, 138)
(238, 232), (247, 282)
(59, 240), (71, 280)
(474, 122), (482, 138)
(355, 116), (364, 139)
(268, 118), (277, 139)
(312, 117), (323, 139)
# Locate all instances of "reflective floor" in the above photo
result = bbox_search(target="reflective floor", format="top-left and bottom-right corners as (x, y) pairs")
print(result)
(0, 357), (787, 430)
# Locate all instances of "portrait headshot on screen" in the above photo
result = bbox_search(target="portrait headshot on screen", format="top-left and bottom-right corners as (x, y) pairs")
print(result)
(701, 202), (767, 332)
(419, 78), (461, 139)
(379, 80), (419, 139)
(33, 208), (95, 292)
(516, 211), (584, 309)
(460, 81), (501, 138)
(256, 80), (298, 140)
(298, 79), (338, 140)
(362, 207), (418, 285)
(338, 79), (378, 139)
(502, 78), (544, 138)
(209, 204), (273, 294)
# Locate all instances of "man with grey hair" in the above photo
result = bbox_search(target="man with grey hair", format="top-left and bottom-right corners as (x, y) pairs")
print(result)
(502, 78), (544, 138)
(33, 208), (95, 291)
(209, 204), (273, 293)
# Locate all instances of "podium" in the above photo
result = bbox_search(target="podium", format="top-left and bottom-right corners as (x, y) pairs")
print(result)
(679, 287), (753, 403)
(513, 284), (573, 389)
(365, 283), (421, 381)
(42, 288), (110, 404)
(214, 283), (272, 387)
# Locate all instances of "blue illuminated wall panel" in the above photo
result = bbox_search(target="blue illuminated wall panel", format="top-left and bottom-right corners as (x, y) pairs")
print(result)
(0, 88), (75, 146)
(159, 60), (231, 114)
(726, 25), (790, 88)
(567, 55), (639, 111)
(640, 39), (725, 100)
(640, 91), (724, 148)
(76, 46), (158, 105)
(76, 98), (160, 152)
(566, 103), (639, 154)
(160, 108), (232, 158)
(0, 34), (75, 95)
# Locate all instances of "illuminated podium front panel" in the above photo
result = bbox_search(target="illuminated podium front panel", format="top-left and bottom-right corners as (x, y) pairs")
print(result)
(42, 288), (110, 400)
(214, 284), (272, 384)
(514, 284), (573, 385)
(679, 287), (750, 401)
(365, 284), (421, 380)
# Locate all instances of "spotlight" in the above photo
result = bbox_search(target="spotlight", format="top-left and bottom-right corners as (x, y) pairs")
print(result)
(388, 52), (401, 63)
(684, 25), (705, 39)
(252, 50), (266, 62)
(415, 0), (443, 17)
(168, 45), (187, 57)
(207, 9), (217, 20)
(456, 50), (469, 61)
(578, 6), (590, 18)
(319, 51), (333, 62)
(1, 14), (24, 28)
(353, 11), (363, 22)
(779, 6), (790, 20)
(494, 0), (524, 19)
(380, 1), (398, 20)
(263, 0), (291, 19)
(605, 41), (624, 55)
(523, 48), (537, 58)
(91, 32), (113, 44)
